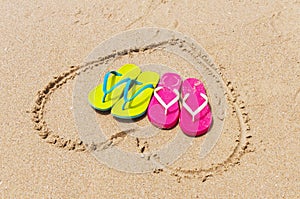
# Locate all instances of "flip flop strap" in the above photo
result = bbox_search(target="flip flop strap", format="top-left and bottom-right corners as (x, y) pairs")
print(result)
(122, 80), (154, 110)
(153, 87), (180, 115)
(182, 93), (208, 122)
(102, 71), (130, 103)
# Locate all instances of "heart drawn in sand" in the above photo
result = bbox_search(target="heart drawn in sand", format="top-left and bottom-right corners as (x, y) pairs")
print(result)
(32, 28), (254, 181)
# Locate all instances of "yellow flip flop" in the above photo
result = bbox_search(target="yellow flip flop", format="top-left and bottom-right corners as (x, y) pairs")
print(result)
(111, 71), (160, 119)
(88, 64), (141, 111)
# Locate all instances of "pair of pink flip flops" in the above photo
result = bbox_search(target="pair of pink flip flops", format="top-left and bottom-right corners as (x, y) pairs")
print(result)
(147, 73), (212, 137)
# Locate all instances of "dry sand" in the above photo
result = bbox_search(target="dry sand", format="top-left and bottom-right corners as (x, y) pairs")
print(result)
(1, 0), (299, 198)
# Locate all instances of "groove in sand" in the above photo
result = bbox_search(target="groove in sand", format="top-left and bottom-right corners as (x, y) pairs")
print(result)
(32, 29), (253, 181)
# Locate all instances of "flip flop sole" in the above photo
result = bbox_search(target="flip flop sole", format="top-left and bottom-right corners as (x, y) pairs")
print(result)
(111, 71), (160, 119)
(147, 73), (182, 129)
(88, 64), (141, 111)
(179, 78), (212, 137)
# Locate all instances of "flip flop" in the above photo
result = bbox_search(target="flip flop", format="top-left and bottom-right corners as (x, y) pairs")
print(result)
(147, 73), (182, 129)
(179, 78), (212, 136)
(111, 71), (160, 119)
(88, 64), (141, 111)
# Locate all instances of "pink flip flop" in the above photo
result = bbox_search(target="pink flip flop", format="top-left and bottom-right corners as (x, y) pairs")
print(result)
(179, 78), (212, 137)
(147, 73), (182, 129)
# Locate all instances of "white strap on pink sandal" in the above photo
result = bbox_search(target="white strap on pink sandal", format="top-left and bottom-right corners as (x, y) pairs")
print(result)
(182, 93), (208, 122)
(153, 86), (180, 115)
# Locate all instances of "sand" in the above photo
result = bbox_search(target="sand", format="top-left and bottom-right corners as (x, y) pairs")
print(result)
(1, 0), (299, 198)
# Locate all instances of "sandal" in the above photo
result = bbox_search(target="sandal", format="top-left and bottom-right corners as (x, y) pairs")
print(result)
(147, 73), (182, 129)
(88, 64), (141, 111)
(111, 71), (159, 119)
(179, 78), (212, 136)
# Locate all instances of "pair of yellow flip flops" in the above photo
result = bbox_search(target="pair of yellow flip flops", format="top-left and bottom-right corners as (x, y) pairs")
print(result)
(88, 64), (160, 119)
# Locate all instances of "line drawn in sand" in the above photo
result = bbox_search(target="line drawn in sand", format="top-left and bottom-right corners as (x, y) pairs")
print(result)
(31, 28), (254, 181)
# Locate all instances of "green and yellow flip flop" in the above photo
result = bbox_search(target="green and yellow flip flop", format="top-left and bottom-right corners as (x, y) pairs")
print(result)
(88, 64), (141, 111)
(111, 71), (160, 119)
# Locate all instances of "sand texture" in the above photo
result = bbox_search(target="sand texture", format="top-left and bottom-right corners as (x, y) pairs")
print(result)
(1, 1), (299, 198)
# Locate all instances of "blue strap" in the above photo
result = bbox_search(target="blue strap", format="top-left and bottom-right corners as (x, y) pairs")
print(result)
(102, 71), (129, 103)
(122, 81), (154, 110)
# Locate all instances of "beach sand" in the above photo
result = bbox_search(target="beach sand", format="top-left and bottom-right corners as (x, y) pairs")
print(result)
(1, 1), (299, 198)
